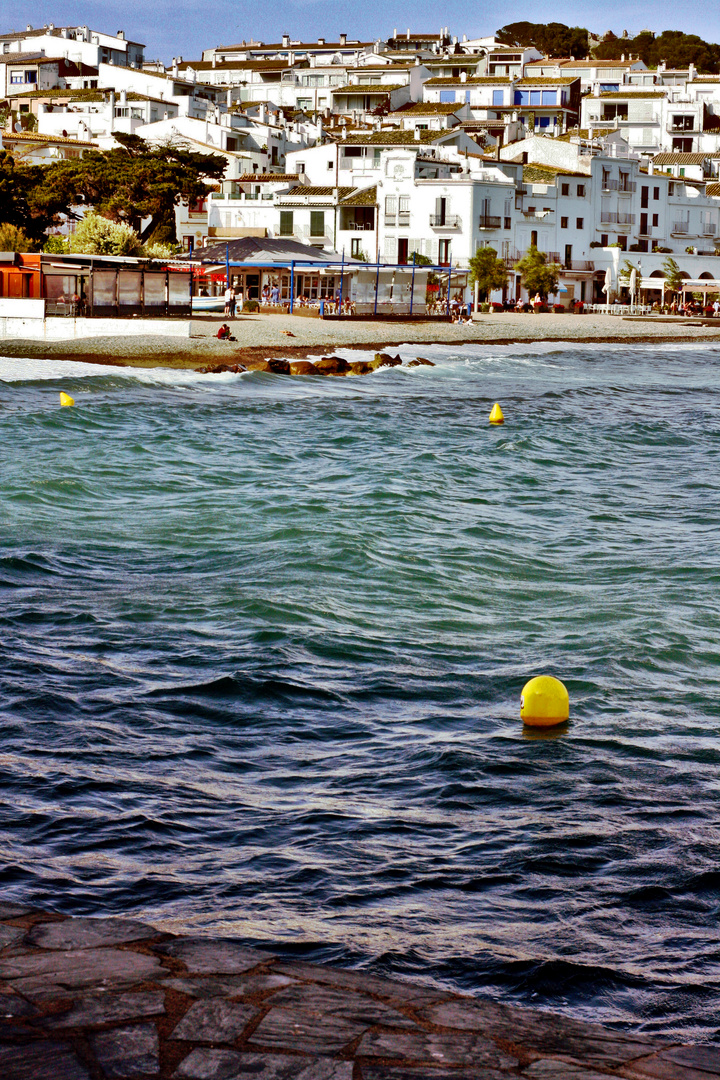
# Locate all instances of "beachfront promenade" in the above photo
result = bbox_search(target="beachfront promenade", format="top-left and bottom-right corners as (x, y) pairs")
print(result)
(0, 906), (717, 1079)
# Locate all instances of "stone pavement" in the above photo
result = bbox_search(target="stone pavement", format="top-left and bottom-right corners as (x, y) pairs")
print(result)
(0, 906), (717, 1080)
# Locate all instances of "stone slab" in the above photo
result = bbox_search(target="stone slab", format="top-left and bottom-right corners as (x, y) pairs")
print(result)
(422, 999), (660, 1068)
(250, 1005), (364, 1055)
(161, 973), (294, 999)
(27, 916), (160, 951)
(357, 1029), (519, 1071)
(0, 926), (26, 950)
(620, 1045), (720, 1079)
(175, 1049), (353, 1079)
(158, 938), (271, 974)
(266, 983), (417, 1029)
(0, 903), (36, 919)
(170, 998), (256, 1042)
(272, 961), (447, 1006)
(0, 989), (37, 1017)
(42, 989), (165, 1029)
(0, 1040), (91, 1079)
(0, 946), (163, 994)
(361, 1068), (510, 1080)
(90, 1021), (160, 1078)
(525, 1061), (625, 1079)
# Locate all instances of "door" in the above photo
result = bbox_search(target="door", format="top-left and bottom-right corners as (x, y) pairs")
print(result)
(640, 213), (648, 237)
(564, 244), (572, 268)
(436, 197), (446, 225)
(641, 186), (649, 209)
(397, 238), (409, 264)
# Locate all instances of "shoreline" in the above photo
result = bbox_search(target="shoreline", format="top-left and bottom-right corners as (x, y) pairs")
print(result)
(1, 906), (716, 1079)
(2, 312), (720, 370)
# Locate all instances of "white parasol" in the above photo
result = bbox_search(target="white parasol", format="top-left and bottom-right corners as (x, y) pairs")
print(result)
(602, 266), (613, 296)
(629, 267), (637, 299)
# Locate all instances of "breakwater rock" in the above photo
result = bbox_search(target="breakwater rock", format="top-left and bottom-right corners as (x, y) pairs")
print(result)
(198, 353), (433, 377)
(0, 907), (716, 1079)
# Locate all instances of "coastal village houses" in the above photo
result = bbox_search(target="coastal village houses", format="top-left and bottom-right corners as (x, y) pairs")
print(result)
(5, 20), (720, 306)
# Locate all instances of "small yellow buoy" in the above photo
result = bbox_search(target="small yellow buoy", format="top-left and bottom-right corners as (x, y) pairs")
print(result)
(489, 402), (504, 425)
(521, 675), (569, 728)
(59, 392), (75, 407)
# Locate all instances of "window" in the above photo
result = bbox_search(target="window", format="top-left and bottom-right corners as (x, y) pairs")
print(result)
(652, 214), (659, 227)
(561, 217), (569, 229)
(350, 238), (363, 258)
(492, 90), (504, 106)
(514, 90), (529, 105)
(504, 217), (511, 229)
(327, 159), (334, 170)
(385, 195), (396, 225)
(653, 186), (659, 200)
(25, 70), (37, 83)
(538, 116), (551, 128)
(530, 90), (541, 106)
(541, 90), (556, 105)
(226, 136), (238, 152)
(279, 210), (294, 236)
(296, 161), (305, 174)
(399, 195), (410, 225)
(601, 233), (608, 246)
(561, 183), (569, 196)
(343, 146), (363, 157)
(577, 184), (585, 197)
(10, 71), (23, 84)
(576, 218), (583, 229)
(398, 237), (409, 263)
(439, 90), (455, 103)
(438, 238), (451, 264)
(310, 210), (325, 237)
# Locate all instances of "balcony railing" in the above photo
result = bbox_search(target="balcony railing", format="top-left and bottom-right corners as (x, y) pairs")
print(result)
(701, 223), (717, 235)
(429, 214), (461, 227)
(668, 122), (697, 134)
(478, 215), (501, 229)
(672, 221), (690, 234)
(602, 178), (637, 192)
(345, 222), (374, 231)
(600, 212), (636, 225)
(638, 226), (653, 238)
(523, 210), (554, 220)
(565, 260), (593, 271)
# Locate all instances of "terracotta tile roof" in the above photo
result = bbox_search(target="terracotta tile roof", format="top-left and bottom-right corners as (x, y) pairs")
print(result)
(329, 129), (448, 144)
(282, 185), (355, 198)
(332, 84), (403, 95)
(424, 76), (504, 85)
(706, 182), (720, 196)
(0, 51), (59, 64)
(523, 163), (587, 181)
(3, 130), (96, 146)
(599, 91), (666, 98)
(341, 185), (377, 206)
(179, 59), (294, 71)
(516, 77), (578, 86)
(653, 152), (710, 164)
(236, 173), (299, 181)
(391, 101), (461, 115)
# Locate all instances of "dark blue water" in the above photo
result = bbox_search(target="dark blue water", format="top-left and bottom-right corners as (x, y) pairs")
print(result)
(1, 343), (720, 1041)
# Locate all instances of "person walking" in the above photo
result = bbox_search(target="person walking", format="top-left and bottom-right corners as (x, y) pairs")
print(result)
(223, 284), (232, 317)
(228, 287), (237, 318)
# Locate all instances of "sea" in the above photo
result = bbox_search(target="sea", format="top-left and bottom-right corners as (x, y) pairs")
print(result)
(1, 342), (719, 1042)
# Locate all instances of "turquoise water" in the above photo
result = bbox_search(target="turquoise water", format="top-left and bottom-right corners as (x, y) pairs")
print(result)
(1, 343), (720, 1040)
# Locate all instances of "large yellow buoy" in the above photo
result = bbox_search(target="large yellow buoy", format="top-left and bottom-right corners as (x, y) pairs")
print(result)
(489, 402), (504, 425)
(521, 675), (569, 728)
(59, 392), (75, 407)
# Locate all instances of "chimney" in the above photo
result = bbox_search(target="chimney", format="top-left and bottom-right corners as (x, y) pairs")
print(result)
(317, 37), (325, 46)
(460, 71), (467, 82)
(393, 28), (397, 39)
(212, 55), (216, 68)
(621, 53), (625, 62)
(117, 30), (125, 40)
(26, 24), (33, 31)
(172, 57), (179, 76)
(282, 34), (290, 48)
(415, 56), (420, 65)
(407, 28), (410, 40)
(689, 63), (696, 81)
(414, 126), (421, 140)
(341, 125), (347, 139)
(340, 33), (347, 46)
(648, 159), (654, 175)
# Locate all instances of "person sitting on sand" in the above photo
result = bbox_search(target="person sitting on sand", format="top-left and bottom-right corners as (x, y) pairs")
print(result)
(217, 323), (234, 340)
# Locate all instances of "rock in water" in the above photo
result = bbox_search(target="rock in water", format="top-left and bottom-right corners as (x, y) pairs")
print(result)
(348, 361), (373, 375)
(370, 353), (403, 370)
(289, 361), (321, 375)
(407, 357), (435, 367)
(315, 356), (351, 375)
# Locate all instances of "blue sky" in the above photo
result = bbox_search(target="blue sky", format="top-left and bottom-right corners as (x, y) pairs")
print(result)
(3, 1), (720, 62)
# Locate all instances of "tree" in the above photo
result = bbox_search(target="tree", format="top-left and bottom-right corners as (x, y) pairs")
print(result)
(69, 211), (143, 256)
(0, 223), (33, 252)
(514, 245), (562, 300)
(27, 136), (226, 243)
(43, 235), (70, 254)
(662, 256), (684, 295)
(468, 246), (508, 300)
(496, 21), (589, 59)
(0, 151), (51, 243)
(409, 251), (433, 266)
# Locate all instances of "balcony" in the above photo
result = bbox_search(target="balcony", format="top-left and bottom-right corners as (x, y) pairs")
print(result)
(668, 122), (698, 134)
(477, 215), (501, 230)
(523, 210), (554, 221)
(602, 178), (637, 193)
(701, 223), (717, 236)
(565, 260), (593, 271)
(600, 212), (636, 225)
(429, 214), (461, 228)
(672, 221), (690, 235)
(637, 226), (653, 238)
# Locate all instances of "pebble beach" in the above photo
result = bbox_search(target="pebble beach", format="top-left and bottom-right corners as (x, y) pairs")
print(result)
(3, 312), (720, 369)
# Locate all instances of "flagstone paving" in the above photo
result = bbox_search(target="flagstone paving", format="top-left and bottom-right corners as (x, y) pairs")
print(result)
(0, 908), (717, 1080)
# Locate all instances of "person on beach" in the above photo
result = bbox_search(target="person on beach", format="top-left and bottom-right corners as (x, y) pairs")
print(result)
(532, 293), (542, 314)
(271, 283), (280, 306)
(224, 285), (232, 317)
(236, 287), (244, 311)
(228, 287), (237, 318)
(217, 323), (234, 340)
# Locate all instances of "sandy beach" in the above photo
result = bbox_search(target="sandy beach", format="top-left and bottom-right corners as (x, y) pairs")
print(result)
(2, 312), (720, 368)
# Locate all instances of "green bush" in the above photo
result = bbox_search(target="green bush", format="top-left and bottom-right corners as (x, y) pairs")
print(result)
(243, 299), (260, 312)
